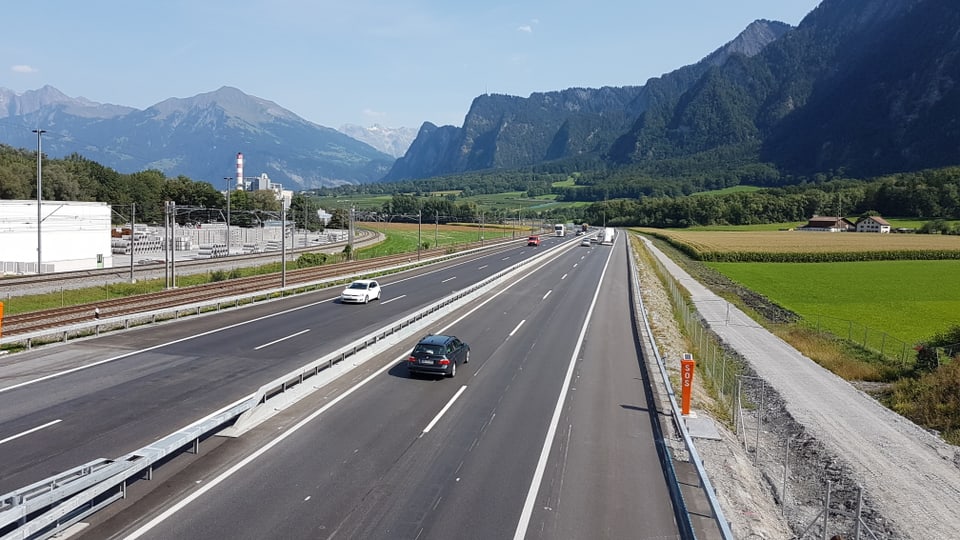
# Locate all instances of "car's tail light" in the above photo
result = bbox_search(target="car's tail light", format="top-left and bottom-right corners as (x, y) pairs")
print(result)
(407, 356), (417, 363)
(439, 359), (450, 365)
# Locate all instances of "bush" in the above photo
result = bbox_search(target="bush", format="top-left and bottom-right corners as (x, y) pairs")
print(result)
(890, 361), (960, 445)
(297, 252), (327, 268)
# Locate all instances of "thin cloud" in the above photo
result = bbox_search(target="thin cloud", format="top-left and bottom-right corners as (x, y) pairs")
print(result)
(517, 25), (532, 33)
(362, 108), (386, 119)
(11, 65), (38, 74)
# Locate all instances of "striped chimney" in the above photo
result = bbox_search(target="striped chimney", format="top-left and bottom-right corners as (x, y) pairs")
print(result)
(236, 153), (244, 190)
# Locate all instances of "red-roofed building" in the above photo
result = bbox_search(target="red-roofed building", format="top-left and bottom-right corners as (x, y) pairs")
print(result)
(799, 216), (855, 232)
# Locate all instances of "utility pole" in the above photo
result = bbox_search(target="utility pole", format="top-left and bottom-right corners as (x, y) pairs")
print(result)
(223, 177), (232, 255)
(348, 206), (355, 260)
(417, 210), (422, 261)
(130, 203), (135, 283)
(434, 210), (438, 249)
(33, 129), (46, 274)
(281, 203), (287, 288)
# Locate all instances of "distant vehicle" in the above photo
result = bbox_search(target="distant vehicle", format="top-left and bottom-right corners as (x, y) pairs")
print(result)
(581, 223), (589, 233)
(407, 334), (470, 378)
(340, 279), (381, 304)
(527, 235), (541, 246)
(554, 224), (565, 237)
(601, 227), (615, 245)
(580, 238), (591, 247)
(575, 230), (584, 236)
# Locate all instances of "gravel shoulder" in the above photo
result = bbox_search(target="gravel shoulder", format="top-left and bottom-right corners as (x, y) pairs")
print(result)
(631, 234), (960, 540)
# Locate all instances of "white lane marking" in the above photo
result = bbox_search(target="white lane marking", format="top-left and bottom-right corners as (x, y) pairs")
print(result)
(509, 320), (526, 337)
(380, 295), (406, 305)
(502, 257), (511, 261)
(573, 263), (578, 268)
(441, 277), (457, 283)
(561, 273), (567, 280)
(253, 329), (310, 351)
(478, 265), (488, 270)
(513, 238), (615, 540)
(1, 242), (524, 394)
(422, 385), (468, 435)
(0, 419), (62, 446)
(542, 290), (551, 301)
(123, 240), (574, 539)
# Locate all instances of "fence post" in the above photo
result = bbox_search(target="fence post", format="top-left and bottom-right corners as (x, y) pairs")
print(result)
(822, 480), (831, 540)
(755, 380), (765, 465)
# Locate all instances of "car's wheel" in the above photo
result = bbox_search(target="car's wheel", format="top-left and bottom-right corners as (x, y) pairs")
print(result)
(464, 351), (470, 364)
(448, 361), (457, 378)
(363, 294), (369, 304)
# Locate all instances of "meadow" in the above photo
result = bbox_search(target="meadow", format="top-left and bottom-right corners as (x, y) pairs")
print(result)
(354, 221), (526, 258)
(708, 259), (960, 345)
(642, 228), (960, 254)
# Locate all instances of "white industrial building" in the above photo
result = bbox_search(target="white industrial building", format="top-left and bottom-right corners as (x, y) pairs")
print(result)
(0, 200), (113, 274)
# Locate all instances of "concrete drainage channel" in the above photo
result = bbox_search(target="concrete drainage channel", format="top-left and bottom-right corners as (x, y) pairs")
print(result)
(0, 240), (580, 540)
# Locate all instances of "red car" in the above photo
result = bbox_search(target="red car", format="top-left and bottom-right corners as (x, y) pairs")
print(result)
(527, 235), (540, 246)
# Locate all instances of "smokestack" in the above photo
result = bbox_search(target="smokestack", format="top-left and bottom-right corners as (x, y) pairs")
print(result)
(236, 153), (244, 190)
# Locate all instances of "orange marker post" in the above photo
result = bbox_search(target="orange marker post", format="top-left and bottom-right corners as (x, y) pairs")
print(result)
(680, 353), (695, 416)
(0, 301), (4, 339)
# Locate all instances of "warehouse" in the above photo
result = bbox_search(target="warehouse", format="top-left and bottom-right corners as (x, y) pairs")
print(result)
(0, 200), (113, 274)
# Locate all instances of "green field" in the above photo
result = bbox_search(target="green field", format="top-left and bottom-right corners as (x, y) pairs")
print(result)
(708, 260), (960, 344)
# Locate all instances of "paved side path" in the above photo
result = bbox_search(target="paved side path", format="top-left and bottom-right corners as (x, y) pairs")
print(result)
(643, 238), (960, 540)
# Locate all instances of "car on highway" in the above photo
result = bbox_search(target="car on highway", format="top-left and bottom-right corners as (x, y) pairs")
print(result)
(407, 334), (470, 378)
(580, 238), (591, 247)
(339, 279), (381, 304)
(527, 235), (541, 246)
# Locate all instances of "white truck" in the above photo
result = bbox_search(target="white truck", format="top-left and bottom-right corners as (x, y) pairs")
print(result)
(554, 223), (565, 237)
(601, 227), (615, 245)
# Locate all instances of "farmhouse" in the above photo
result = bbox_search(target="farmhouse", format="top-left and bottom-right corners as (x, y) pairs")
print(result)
(855, 215), (891, 233)
(799, 216), (855, 232)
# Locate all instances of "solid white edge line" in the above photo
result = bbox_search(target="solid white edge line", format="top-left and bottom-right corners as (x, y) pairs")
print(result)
(509, 320), (526, 337)
(0, 419), (62, 446)
(380, 294), (407, 305)
(253, 329), (310, 351)
(512, 237), (616, 540)
(123, 236), (576, 539)
(422, 385), (467, 435)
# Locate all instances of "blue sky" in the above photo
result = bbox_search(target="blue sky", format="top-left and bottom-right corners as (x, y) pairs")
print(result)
(2, 1), (822, 130)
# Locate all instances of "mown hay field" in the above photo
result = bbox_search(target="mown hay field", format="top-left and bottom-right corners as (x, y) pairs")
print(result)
(638, 229), (960, 254)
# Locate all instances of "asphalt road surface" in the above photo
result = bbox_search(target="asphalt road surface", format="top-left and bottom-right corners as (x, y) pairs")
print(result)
(81, 235), (682, 539)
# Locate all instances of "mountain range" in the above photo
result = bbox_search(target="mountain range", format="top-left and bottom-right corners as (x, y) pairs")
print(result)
(0, 86), (398, 189)
(388, 0), (960, 182)
(2, 0), (957, 192)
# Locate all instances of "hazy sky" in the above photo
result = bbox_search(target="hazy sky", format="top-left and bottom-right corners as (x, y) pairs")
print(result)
(2, 1), (822, 130)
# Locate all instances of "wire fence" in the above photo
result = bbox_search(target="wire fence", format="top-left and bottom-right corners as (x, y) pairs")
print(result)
(642, 240), (898, 539)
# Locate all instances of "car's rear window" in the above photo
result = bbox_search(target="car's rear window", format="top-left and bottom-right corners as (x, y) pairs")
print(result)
(414, 344), (443, 355)
(348, 282), (368, 289)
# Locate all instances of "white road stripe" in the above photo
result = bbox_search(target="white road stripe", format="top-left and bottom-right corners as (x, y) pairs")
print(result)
(0, 419), (62, 446)
(513, 237), (616, 540)
(542, 290), (551, 301)
(380, 294), (406, 305)
(561, 273), (567, 280)
(509, 320), (526, 337)
(478, 265), (488, 270)
(422, 385), (468, 435)
(254, 329), (310, 350)
(441, 277), (457, 283)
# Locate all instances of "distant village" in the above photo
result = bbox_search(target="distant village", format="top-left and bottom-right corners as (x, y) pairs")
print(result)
(799, 215), (899, 233)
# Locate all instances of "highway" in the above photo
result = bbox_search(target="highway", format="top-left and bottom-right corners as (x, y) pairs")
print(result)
(94, 234), (679, 539)
(0, 232), (695, 539)
(0, 236), (557, 493)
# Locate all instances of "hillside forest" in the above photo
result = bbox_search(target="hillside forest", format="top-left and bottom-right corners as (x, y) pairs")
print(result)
(2, 144), (960, 233)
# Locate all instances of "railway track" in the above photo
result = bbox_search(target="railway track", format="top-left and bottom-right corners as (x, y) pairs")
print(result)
(1, 240), (514, 337)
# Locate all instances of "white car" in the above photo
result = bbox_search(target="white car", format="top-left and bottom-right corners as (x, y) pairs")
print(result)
(340, 279), (382, 304)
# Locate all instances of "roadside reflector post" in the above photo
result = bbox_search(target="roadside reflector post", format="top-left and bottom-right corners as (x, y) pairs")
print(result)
(681, 353), (695, 416)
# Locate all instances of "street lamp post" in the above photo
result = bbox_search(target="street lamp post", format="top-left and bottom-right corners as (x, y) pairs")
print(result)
(223, 177), (232, 255)
(417, 210), (422, 261)
(33, 129), (46, 274)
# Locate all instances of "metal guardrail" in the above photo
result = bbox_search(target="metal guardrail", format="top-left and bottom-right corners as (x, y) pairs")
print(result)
(627, 235), (733, 539)
(0, 237), (574, 540)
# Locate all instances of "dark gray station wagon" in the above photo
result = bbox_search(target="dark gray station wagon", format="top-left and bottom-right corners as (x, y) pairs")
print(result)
(407, 334), (470, 378)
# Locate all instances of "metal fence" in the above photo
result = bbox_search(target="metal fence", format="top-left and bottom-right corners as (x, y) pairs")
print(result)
(640, 238), (895, 539)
